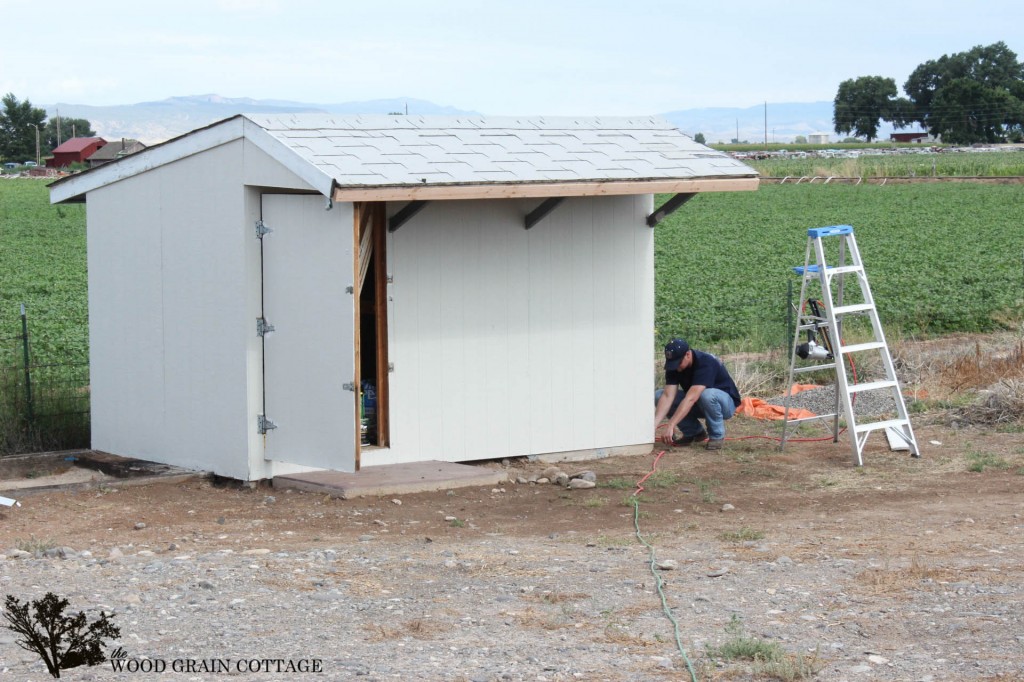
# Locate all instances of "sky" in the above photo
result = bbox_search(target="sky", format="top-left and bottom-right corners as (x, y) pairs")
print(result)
(1, 0), (1022, 115)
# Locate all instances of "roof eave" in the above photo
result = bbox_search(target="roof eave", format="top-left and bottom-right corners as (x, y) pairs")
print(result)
(49, 117), (247, 204)
(330, 176), (759, 203)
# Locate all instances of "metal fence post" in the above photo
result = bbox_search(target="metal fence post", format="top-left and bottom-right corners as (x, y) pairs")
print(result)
(20, 303), (33, 422)
(785, 280), (793, 352)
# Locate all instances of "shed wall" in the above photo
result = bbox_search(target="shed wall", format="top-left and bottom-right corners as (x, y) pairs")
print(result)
(379, 195), (654, 465)
(87, 140), (284, 479)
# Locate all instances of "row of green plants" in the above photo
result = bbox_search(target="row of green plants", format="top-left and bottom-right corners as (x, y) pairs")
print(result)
(747, 150), (1024, 178)
(655, 182), (1024, 350)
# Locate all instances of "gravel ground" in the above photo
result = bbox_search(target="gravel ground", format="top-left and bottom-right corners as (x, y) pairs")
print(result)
(1, 420), (1023, 681)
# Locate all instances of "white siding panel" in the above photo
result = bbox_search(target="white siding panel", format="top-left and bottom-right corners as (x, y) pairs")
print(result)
(385, 195), (652, 464)
(88, 182), (165, 459)
(87, 141), (252, 479)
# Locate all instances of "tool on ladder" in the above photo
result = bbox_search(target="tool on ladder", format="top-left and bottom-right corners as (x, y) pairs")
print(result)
(780, 225), (920, 465)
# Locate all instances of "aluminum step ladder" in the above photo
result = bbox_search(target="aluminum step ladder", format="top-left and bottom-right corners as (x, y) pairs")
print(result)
(780, 225), (920, 465)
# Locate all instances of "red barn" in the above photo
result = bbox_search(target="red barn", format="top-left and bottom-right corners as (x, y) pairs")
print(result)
(47, 137), (107, 168)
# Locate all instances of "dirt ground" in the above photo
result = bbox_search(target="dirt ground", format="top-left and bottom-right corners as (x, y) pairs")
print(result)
(1, 333), (1022, 679)
(2, 417), (1022, 556)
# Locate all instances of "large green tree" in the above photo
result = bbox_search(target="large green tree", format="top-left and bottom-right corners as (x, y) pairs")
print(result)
(902, 42), (1024, 143)
(0, 93), (47, 163)
(43, 117), (96, 153)
(832, 76), (903, 142)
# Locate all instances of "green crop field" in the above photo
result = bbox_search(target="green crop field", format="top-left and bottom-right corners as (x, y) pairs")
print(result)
(1, 179), (1023, 359)
(655, 182), (1024, 349)
(0, 180), (87, 365)
(747, 150), (1024, 179)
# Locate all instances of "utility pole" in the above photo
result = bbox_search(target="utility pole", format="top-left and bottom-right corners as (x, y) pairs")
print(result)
(27, 124), (40, 165)
(764, 101), (768, 148)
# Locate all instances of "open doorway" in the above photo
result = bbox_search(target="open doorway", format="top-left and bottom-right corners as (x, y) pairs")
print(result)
(354, 202), (389, 458)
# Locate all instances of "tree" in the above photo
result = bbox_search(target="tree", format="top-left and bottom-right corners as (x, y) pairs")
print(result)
(902, 42), (1024, 143)
(43, 117), (96, 153)
(3, 592), (120, 678)
(693, 132), (706, 144)
(793, 135), (807, 144)
(0, 93), (47, 163)
(833, 76), (903, 142)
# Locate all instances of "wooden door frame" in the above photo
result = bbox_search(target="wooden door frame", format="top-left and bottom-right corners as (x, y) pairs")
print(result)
(353, 202), (390, 467)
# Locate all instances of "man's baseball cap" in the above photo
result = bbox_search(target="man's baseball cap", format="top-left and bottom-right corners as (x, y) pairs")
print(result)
(664, 338), (690, 371)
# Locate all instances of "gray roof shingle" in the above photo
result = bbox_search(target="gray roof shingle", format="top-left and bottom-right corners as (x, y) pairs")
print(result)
(244, 114), (756, 188)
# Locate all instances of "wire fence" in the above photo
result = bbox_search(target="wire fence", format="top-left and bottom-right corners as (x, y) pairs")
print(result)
(0, 305), (89, 457)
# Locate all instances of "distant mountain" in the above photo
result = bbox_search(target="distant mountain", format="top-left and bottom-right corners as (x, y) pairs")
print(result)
(43, 95), (481, 144)
(662, 101), (900, 144)
(43, 95), (905, 146)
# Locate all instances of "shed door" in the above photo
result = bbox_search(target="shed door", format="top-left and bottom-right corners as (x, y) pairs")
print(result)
(260, 194), (356, 472)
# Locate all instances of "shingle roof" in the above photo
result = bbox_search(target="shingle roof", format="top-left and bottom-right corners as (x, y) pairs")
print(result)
(244, 114), (755, 188)
(51, 137), (106, 154)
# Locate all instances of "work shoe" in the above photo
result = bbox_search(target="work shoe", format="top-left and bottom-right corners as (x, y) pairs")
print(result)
(672, 430), (708, 446)
(705, 439), (725, 451)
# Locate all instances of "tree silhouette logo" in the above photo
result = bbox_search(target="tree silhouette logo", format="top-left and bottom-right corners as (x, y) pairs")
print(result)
(3, 592), (120, 679)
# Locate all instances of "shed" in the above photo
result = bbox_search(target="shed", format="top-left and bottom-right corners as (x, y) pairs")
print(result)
(49, 114), (758, 481)
(47, 137), (107, 168)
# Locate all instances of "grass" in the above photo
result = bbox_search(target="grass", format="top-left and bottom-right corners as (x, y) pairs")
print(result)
(707, 615), (822, 681)
(15, 535), (58, 554)
(718, 527), (766, 542)
(746, 150), (1024, 178)
(656, 183), (1024, 350)
(965, 451), (1010, 472)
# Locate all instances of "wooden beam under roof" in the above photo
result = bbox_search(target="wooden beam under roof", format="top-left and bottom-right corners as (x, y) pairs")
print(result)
(333, 177), (758, 203)
(646, 192), (696, 227)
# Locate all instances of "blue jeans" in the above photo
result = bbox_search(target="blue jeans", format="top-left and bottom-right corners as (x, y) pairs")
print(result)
(655, 387), (736, 440)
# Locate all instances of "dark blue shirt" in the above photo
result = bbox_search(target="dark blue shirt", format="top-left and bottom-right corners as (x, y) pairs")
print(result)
(666, 349), (741, 407)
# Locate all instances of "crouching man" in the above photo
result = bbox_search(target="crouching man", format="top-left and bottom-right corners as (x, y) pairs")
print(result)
(654, 338), (741, 450)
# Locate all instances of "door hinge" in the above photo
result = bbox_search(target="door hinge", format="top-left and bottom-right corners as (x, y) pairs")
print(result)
(257, 414), (277, 434)
(388, 362), (395, 373)
(256, 219), (273, 239)
(256, 317), (275, 337)
(345, 285), (354, 294)
(342, 382), (356, 392)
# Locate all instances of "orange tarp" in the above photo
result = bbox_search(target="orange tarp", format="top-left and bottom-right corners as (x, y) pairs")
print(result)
(736, 384), (818, 421)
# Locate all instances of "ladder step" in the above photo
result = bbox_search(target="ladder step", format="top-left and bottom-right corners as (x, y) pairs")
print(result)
(784, 414), (838, 424)
(793, 264), (863, 276)
(840, 341), (886, 354)
(793, 363), (837, 374)
(853, 418), (911, 434)
(833, 303), (874, 315)
(848, 380), (898, 394)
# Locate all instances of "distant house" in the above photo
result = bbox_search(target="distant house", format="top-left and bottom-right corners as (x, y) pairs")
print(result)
(87, 139), (148, 168)
(48, 137), (107, 168)
(807, 132), (830, 145)
(890, 131), (933, 143)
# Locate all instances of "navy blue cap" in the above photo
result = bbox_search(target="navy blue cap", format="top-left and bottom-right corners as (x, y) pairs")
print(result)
(664, 338), (690, 371)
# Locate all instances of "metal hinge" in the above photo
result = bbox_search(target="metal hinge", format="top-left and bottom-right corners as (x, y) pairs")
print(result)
(256, 317), (275, 337)
(256, 219), (273, 239)
(257, 414), (277, 433)
(342, 382), (356, 392)
(345, 286), (354, 294)
(388, 362), (394, 373)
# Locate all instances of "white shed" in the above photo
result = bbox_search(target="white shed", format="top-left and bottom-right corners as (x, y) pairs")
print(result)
(49, 114), (757, 481)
